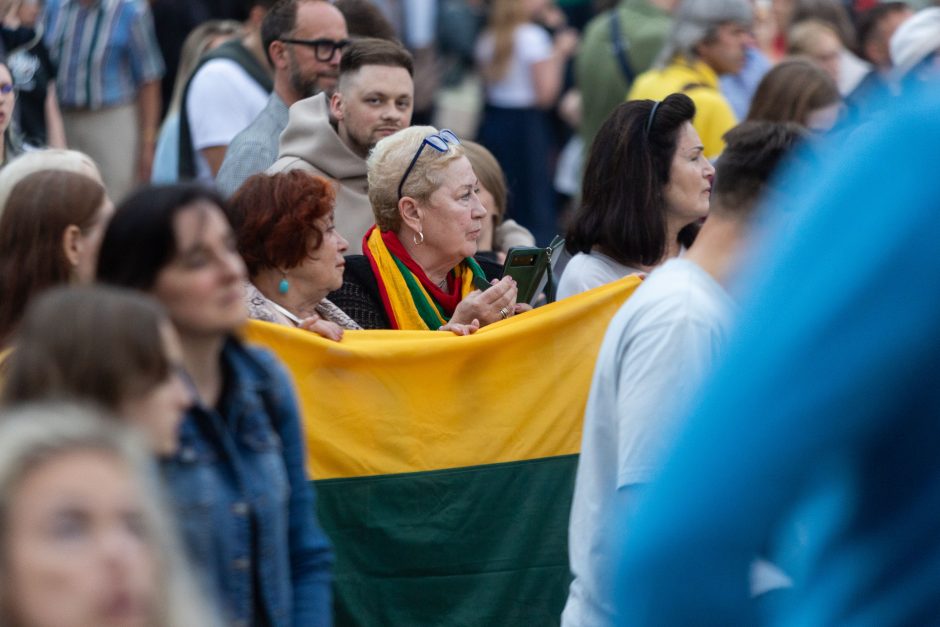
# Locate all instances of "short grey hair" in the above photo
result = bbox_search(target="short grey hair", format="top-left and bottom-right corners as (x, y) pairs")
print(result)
(367, 125), (465, 232)
(657, 0), (753, 66)
(0, 149), (103, 218)
(0, 403), (223, 627)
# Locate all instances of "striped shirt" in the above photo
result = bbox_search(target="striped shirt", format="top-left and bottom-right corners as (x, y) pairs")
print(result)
(44, 0), (164, 110)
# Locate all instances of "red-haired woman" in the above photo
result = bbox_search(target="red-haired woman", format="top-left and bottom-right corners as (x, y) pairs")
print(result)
(228, 170), (360, 341)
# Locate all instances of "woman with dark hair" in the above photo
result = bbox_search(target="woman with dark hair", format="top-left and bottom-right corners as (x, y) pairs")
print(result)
(558, 93), (715, 299)
(228, 170), (359, 341)
(0, 169), (112, 345)
(2, 285), (190, 457)
(746, 57), (842, 132)
(96, 183), (333, 627)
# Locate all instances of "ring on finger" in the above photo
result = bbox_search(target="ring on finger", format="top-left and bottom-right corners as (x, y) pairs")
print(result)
(498, 306), (510, 320)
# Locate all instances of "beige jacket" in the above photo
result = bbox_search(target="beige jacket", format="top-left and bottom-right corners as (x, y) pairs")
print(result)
(268, 92), (374, 254)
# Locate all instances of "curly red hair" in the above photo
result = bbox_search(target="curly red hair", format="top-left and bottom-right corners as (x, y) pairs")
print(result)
(229, 171), (337, 276)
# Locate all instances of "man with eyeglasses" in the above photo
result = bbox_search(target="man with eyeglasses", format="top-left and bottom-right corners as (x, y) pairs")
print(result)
(216, 0), (348, 196)
(267, 37), (414, 254)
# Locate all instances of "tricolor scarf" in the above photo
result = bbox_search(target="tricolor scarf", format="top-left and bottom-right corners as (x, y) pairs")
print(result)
(363, 226), (487, 330)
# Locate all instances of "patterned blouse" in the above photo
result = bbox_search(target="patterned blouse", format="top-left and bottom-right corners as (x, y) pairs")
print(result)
(244, 282), (361, 331)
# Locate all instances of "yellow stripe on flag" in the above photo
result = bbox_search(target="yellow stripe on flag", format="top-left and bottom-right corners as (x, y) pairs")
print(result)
(243, 275), (642, 479)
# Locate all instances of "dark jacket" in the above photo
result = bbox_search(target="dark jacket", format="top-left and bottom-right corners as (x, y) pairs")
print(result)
(163, 338), (333, 627)
(329, 255), (503, 329)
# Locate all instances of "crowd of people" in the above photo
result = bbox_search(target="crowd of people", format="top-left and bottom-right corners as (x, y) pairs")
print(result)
(0, 0), (937, 624)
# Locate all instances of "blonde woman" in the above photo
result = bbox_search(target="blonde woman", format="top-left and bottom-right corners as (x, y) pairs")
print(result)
(0, 403), (221, 627)
(151, 20), (242, 183)
(474, 0), (577, 246)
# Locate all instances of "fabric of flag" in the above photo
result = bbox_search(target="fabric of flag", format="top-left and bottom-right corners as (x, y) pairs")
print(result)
(243, 275), (642, 626)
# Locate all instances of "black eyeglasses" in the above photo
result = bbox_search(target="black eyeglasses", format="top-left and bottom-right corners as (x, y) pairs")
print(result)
(279, 37), (350, 62)
(397, 130), (460, 200)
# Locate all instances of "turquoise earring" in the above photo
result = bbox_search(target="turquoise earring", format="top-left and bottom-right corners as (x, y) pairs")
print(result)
(278, 276), (289, 294)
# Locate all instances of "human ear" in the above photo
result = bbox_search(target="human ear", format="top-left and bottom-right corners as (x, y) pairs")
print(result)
(268, 40), (289, 71)
(329, 91), (344, 121)
(398, 197), (424, 233)
(61, 224), (83, 271)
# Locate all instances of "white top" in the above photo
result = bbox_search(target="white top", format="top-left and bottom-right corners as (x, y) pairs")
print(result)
(562, 259), (735, 626)
(557, 251), (644, 300)
(186, 58), (269, 182)
(475, 23), (553, 108)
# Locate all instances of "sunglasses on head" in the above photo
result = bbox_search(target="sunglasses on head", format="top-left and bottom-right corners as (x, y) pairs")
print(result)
(397, 129), (460, 200)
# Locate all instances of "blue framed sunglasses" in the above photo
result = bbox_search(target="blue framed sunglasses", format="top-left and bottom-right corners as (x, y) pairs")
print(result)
(397, 129), (460, 200)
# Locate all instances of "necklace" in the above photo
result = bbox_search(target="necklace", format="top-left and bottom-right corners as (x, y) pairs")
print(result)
(269, 300), (304, 326)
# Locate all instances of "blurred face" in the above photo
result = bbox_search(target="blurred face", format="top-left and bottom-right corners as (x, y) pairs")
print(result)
(0, 63), (15, 135)
(17, 0), (43, 26)
(5, 450), (157, 627)
(74, 197), (115, 283)
(282, 1), (347, 99)
(414, 156), (487, 266)
(868, 9), (912, 70)
(697, 22), (751, 75)
(288, 212), (349, 302)
(152, 201), (248, 338)
(331, 65), (414, 159)
(663, 122), (715, 227)
(806, 31), (842, 83)
(119, 323), (190, 457)
(805, 102), (842, 133)
(475, 183), (498, 252)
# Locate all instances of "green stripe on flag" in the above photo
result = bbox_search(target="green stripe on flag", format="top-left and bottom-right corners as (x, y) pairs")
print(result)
(315, 454), (578, 626)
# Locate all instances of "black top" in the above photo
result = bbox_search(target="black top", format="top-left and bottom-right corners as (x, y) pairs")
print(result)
(8, 38), (57, 146)
(328, 254), (503, 330)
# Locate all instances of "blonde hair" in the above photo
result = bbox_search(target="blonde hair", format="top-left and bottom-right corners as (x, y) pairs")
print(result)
(788, 19), (842, 56)
(0, 404), (222, 627)
(0, 149), (102, 216)
(167, 20), (243, 117)
(367, 126), (465, 232)
(481, 0), (529, 82)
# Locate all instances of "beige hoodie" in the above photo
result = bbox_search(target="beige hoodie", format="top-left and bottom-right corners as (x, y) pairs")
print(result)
(268, 92), (373, 254)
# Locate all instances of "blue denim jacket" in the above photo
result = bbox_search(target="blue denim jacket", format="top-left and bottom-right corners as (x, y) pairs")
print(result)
(162, 338), (333, 627)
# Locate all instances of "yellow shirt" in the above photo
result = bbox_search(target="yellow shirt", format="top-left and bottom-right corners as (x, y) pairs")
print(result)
(627, 58), (737, 159)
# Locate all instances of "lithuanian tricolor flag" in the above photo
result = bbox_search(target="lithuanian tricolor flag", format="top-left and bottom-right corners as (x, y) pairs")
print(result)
(243, 275), (642, 626)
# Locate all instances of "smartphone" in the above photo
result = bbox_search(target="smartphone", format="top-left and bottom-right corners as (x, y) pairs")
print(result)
(502, 247), (546, 305)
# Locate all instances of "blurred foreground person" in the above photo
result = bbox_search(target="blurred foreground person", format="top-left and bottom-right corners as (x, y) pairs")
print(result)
(563, 121), (804, 626)
(97, 184), (333, 627)
(0, 169), (112, 346)
(2, 285), (190, 456)
(0, 148), (103, 213)
(0, 403), (220, 627)
(616, 83), (940, 625)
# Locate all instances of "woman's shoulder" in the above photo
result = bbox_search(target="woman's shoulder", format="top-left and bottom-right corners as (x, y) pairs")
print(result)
(329, 255), (390, 329)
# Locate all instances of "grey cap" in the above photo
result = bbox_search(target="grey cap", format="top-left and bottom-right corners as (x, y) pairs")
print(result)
(657, 0), (754, 65)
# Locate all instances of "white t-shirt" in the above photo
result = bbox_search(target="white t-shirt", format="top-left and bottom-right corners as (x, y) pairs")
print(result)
(557, 251), (644, 300)
(186, 58), (269, 182)
(562, 258), (735, 626)
(475, 23), (553, 108)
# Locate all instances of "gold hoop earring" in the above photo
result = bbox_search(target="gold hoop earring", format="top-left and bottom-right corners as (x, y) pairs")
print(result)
(413, 230), (425, 246)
